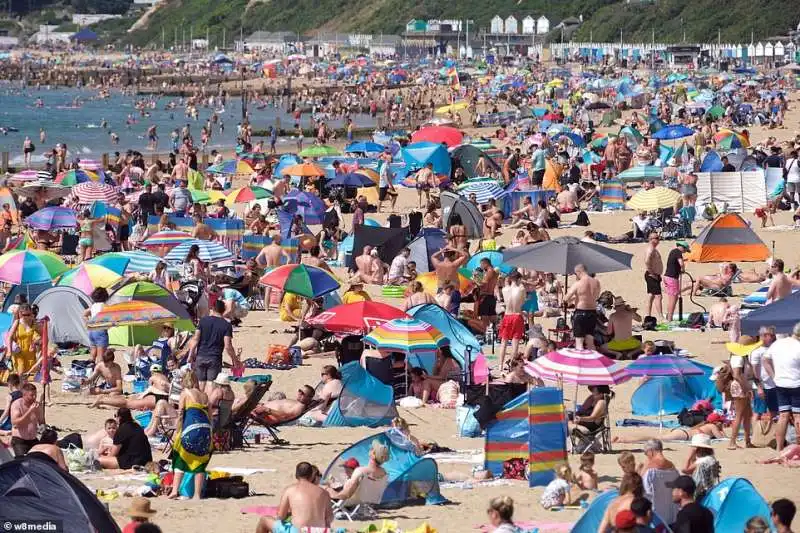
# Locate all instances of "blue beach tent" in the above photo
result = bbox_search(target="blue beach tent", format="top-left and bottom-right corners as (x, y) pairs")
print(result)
(702, 478), (774, 532)
(631, 361), (722, 416)
(323, 361), (397, 427)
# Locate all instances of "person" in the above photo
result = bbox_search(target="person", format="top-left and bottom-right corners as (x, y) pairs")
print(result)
(257, 462), (333, 533)
(448, 213), (469, 251)
(342, 281), (371, 304)
(78, 209), (100, 261)
(303, 245), (332, 273)
(643, 232), (664, 320)
(684, 262), (737, 297)
(486, 496), (517, 533)
(771, 498), (796, 533)
(498, 270), (526, 372)
(208, 373), (235, 429)
(613, 412), (727, 444)
(215, 286), (250, 324)
(540, 463), (574, 509)
(377, 159), (398, 212)
(327, 439), (389, 505)
(187, 299), (241, 393)
(123, 497), (158, 533)
(10, 383), (43, 456)
(531, 144), (547, 187)
(191, 215), (218, 240)
(408, 367), (438, 404)
(428, 348), (460, 385)
(598, 472), (645, 533)
(253, 385), (315, 424)
(148, 261), (170, 288)
(763, 322), (800, 452)
(602, 296), (643, 360)
(566, 264), (601, 350)
(402, 280), (434, 311)
(6, 303), (41, 376)
(639, 439), (679, 525)
(28, 428), (67, 471)
(354, 245), (374, 283)
(618, 451), (637, 476)
(388, 248), (411, 285)
(726, 335), (759, 449)
(667, 475), (714, 533)
(169, 179), (192, 216)
(630, 498), (658, 533)
(84, 288), (110, 363)
(751, 326), (779, 423)
(305, 365), (342, 423)
(182, 244), (208, 282)
(168, 371), (211, 500)
(431, 248), (469, 288)
(576, 452), (598, 490)
(90, 364), (171, 411)
(415, 162), (436, 208)
(663, 241), (688, 321)
(255, 235), (290, 311)
(572, 385), (610, 433)
(681, 434), (720, 500)
(767, 259), (799, 304)
(85, 349), (123, 398)
(0, 374), (22, 435)
(97, 408), (153, 469)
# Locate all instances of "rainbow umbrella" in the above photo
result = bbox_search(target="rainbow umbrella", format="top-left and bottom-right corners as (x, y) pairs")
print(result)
(239, 152), (272, 166)
(190, 189), (226, 204)
(224, 186), (272, 206)
(416, 269), (474, 296)
(206, 159), (255, 175)
(524, 348), (630, 386)
(72, 182), (118, 204)
(55, 169), (101, 186)
(259, 264), (340, 298)
(298, 145), (340, 158)
(25, 207), (77, 231)
(87, 300), (177, 329)
(714, 128), (750, 149)
(3, 232), (36, 252)
(56, 263), (124, 295)
(0, 250), (69, 284)
(141, 230), (193, 251)
(364, 317), (449, 354)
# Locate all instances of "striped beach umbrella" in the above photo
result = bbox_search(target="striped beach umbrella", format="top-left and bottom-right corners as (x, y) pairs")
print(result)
(72, 182), (118, 204)
(87, 301), (177, 329)
(9, 170), (51, 182)
(0, 249), (69, 284)
(259, 263), (340, 298)
(206, 159), (255, 175)
(364, 317), (449, 354)
(77, 159), (103, 171)
(524, 348), (630, 386)
(457, 180), (507, 204)
(224, 186), (272, 206)
(56, 263), (124, 295)
(616, 165), (663, 183)
(141, 230), (193, 250)
(25, 207), (77, 231)
(55, 169), (101, 186)
(625, 354), (704, 377)
(90, 251), (177, 275)
(3, 232), (36, 252)
(164, 239), (233, 263)
(626, 186), (681, 211)
(714, 128), (750, 149)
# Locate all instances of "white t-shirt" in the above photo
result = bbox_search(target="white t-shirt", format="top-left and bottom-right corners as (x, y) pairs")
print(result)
(785, 158), (800, 184)
(750, 346), (776, 389)
(90, 302), (105, 318)
(388, 255), (407, 280)
(765, 337), (800, 389)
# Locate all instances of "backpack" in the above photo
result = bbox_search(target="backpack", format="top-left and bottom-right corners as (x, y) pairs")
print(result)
(687, 312), (706, 328)
(642, 316), (658, 331)
(678, 407), (710, 427)
(575, 210), (591, 226)
(715, 361), (733, 394)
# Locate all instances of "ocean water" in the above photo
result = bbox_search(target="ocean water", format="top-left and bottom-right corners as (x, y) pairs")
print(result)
(0, 85), (377, 166)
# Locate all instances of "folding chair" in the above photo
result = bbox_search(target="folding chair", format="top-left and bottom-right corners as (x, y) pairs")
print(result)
(702, 283), (733, 298)
(569, 394), (612, 454)
(212, 398), (235, 452)
(219, 381), (271, 449)
(249, 399), (322, 445)
(331, 474), (386, 521)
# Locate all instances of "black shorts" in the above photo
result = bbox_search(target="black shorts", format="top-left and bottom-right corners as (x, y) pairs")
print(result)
(195, 357), (222, 382)
(119, 223), (130, 242)
(645, 273), (662, 295)
(477, 295), (497, 317)
(776, 386), (800, 414)
(11, 437), (38, 457)
(379, 187), (388, 201)
(572, 309), (598, 338)
(532, 169), (545, 186)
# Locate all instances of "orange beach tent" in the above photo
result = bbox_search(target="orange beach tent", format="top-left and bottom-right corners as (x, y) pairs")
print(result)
(685, 213), (770, 263)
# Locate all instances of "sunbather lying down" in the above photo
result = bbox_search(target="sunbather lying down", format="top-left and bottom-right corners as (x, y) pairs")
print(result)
(252, 385), (315, 424)
(760, 444), (800, 466)
(612, 417), (726, 444)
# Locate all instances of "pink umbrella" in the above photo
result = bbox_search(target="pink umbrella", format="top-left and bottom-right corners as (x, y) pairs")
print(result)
(73, 182), (118, 204)
(524, 348), (630, 386)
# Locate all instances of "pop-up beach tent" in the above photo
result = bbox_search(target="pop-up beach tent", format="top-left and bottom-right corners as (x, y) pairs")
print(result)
(400, 142), (451, 177)
(33, 286), (92, 346)
(347, 225), (409, 271)
(631, 361), (722, 415)
(450, 144), (501, 178)
(407, 228), (447, 273)
(684, 213), (770, 262)
(484, 387), (567, 487)
(570, 489), (670, 533)
(741, 290), (800, 335)
(440, 191), (483, 238)
(323, 361), (398, 427)
(702, 478), (774, 532)
(322, 431), (446, 506)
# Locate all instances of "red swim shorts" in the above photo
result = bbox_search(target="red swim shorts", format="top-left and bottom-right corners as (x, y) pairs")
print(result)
(499, 313), (526, 340)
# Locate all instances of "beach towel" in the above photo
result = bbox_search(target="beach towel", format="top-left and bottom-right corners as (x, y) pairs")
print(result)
(171, 402), (212, 473)
(476, 520), (572, 532)
(616, 418), (681, 429)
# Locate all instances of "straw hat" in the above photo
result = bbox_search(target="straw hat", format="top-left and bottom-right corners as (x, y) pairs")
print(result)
(127, 497), (157, 519)
(214, 373), (230, 386)
(690, 433), (713, 449)
(725, 335), (762, 357)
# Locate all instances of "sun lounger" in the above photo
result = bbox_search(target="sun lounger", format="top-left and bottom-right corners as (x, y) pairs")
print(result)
(218, 381), (271, 450)
(249, 399), (323, 445)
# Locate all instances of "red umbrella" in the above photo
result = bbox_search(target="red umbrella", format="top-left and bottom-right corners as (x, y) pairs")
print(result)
(411, 126), (464, 148)
(543, 113), (562, 121)
(306, 301), (408, 335)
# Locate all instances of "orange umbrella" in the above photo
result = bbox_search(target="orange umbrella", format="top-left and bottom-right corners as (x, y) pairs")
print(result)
(281, 162), (325, 177)
(416, 269), (474, 295)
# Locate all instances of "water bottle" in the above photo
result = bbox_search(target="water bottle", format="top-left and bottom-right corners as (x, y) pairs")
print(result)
(485, 323), (495, 347)
(289, 346), (303, 367)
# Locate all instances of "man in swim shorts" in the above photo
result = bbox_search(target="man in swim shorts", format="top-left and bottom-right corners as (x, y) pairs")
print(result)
(497, 271), (527, 372)
(566, 264), (601, 350)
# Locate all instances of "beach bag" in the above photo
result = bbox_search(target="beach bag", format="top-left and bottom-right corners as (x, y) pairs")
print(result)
(687, 312), (706, 328)
(207, 476), (248, 499)
(456, 405), (482, 438)
(677, 408), (709, 427)
(715, 361), (734, 394)
(642, 316), (658, 331)
(437, 380), (459, 409)
(265, 345), (290, 365)
(502, 458), (528, 480)
(575, 211), (590, 226)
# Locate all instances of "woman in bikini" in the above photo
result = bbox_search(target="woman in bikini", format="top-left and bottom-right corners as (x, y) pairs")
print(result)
(448, 213), (468, 252)
(78, 209), (101, 262)
(613, 413), (727, 444)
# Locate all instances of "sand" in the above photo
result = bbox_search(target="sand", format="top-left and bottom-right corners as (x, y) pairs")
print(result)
(4, 70), (800, 533)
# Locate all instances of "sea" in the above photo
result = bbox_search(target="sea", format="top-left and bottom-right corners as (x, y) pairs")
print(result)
(0, 84), (377, 166)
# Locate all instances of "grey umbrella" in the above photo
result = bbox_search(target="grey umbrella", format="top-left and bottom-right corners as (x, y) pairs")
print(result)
(502, 236), (633, 275)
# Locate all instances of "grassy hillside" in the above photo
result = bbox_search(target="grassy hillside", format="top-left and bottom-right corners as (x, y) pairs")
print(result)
(115, 0), (799, 48)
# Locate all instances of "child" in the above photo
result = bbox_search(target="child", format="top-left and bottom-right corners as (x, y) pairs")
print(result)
(576, 452), (598, 490)
(618, 451), (637, 476)
(755, 200), (775, 228)
(122, 497), (157, 533)
(540, 463), (573, 509)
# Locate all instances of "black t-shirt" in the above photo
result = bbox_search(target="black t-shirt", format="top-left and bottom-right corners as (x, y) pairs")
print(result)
(764, 154), (784, 168)
(721, 163), (736, 172)
(19, 201), (37, 219)
(138, 192), (155, 216)
(664, 248), (684, 278)
(113, 421), (152, 469)
(196, 315), (233, 361)
(153, 191), (169, 211)
(671, 502), (714, 533)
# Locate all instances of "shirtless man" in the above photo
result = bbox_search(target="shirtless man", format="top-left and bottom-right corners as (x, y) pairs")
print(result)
(509, 196), (538, 228)
(643, 232), (664, 320)
(84, 350), (123, 397)
(497, 271), (527, 372)
(191, 215), (218, 241)
(272, 175), (291, 200)
(766, 259), (799, 303)
(431, 248), (468, 288)
(256, 235), (290, 311)
(91, 365), (170, 411)
(28, 428), (68, 471)
(256, 462), (332, 533)
(303, 245), (332, 273)
(474, 257), (499, 329)
(565, 264), (601, 350)
(253, 385), (315, 424)
(602, 297), (643, 360)
(556, 188), (577, 212)
(354, 245), (374, 283)
(684, 262), (737, 297)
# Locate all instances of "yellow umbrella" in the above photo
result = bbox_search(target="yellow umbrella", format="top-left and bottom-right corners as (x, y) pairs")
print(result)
(546, 78), (565, 88)
(355, 169), (379, 205)
(626, 187), (681, 211)
(435, 101), (468, 115)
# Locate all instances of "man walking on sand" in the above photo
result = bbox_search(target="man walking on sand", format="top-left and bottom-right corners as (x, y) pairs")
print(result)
(256, 235), (290, 311)
(257, 462), (332, 533)
(498, 271), (527, 373)
(643, 232), (664, 321)
(565, 264), (601, 350)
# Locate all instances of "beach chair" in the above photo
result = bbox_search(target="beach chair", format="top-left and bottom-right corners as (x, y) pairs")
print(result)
(702, 282), (733, 298)
(219, 381), (271, 450)
(569, 394), (612, 454)
(249, 398), (323, 445)
(212, 398), (235, 452)
(331, 473), (388, 521)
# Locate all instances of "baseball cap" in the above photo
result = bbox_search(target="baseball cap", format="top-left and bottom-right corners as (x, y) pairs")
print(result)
(342, 458), (359, 469)
(614, 509), (637, 529)
(676, 241), (690, 250)
(666, 475), (696, 494)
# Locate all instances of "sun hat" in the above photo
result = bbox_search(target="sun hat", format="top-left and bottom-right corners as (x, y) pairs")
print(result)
(127, 497), (157, 519)
(342, 458), (360, 469)
(613, 296), (628, 308)
(214, 373), (230, 386)
(725, 335), (762, 357)
(690, 433), (714, 449)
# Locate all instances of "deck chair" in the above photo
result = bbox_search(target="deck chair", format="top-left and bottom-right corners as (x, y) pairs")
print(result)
(702, 282), (733, 298)
(331, 474), (388, 521)
(250, 398), (323, 445)
(246, 276), (266, 311)
(570, 394), (612, 454)
(219, 381), (271, 450)
(212, 398), (235, 452)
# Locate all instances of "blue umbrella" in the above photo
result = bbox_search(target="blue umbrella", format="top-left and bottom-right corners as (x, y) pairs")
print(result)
(552, 132), (586, 147)
(283, 190), (326, 225)
(26, 207), (77, 231)
(652, 125), (695, 140)
(466, 251), (514, 275)
(328, 173), (376, 187)
(91, 251), (178, 274)
(164, 239), (233, 263)
(345, 141), (385, 154)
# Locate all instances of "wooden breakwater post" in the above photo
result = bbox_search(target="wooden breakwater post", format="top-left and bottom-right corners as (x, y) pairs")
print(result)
(1, 152), (8, 174)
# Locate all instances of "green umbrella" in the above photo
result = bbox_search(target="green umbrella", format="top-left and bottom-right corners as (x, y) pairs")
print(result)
(298, 145), (340, 158)
(617, 165), (664, 183)
(707, 105), (725, 120)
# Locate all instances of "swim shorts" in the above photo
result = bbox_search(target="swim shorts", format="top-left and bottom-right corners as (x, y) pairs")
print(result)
(645, 273), (662, 296)
(606, 337), (641, 352)
(498, 313), (525, 341)
(776, 386), (800, 414)
(88, 329), (109, 348)
(572, 309), (598, 338)
(477, 294), (497, 317)
(663, 276), (680, 297)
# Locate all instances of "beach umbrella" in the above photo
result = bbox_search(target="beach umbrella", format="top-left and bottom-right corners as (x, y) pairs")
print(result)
(714, 129), (750, 149)
(282, 190), (326, 225)
(12, 181), (71, 202)
(651, 124), (694, 140)
(306, 301), (408, 335)
(585, 101), (611, 110)
(77, 159), (103, 171)
(224, 186), (272, 206)
(3, 232), (36, 252)
(465, 251), (514, 275)
(55, 169), (100, 186)
(546, 124), (571, 137)
(0, 249), (69, 284)
(626, 186), (681, 211)
(618, 126), (644, 146)
(281, 162), (325, 177)
(327, 173), (376, 187)
(87, 300), (177, 329)
(416, 269), (474, 295)
(238, 152), (272, 167)
(25, 207), (77, 231)
(72, 182), (118, 204)
(140, 230), (193, 252)
(188, 189), (221, 204)
(107, 281), (193, 324)
(457, 180), (507, 204)
(206, 159), (255, 175)
(164, 239), (233, 263)
(9, 170), (50, 182)
(625, 354), (704, 426)
(90, 251), (177, 275)
(706, 105), (725, 119)
(616, 165), (664, 183)
(502, 236), (633, 276)
(435, 101), (468, 115)
(259, 263), (340, 298)
(298, 145), (340, 158)
(524, 348), (630, 385)
(56, 263), (123, 295)
(411, 126), (464, 148)
(345, 141), (385, 154)
(364, 317), (449, 354)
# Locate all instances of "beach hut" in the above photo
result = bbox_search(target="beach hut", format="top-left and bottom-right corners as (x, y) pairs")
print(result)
(323, 361), (398, 427)
(684, 213), (770, 263)
(702, 478), (773, 532)
(484, 387), (567, 487)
